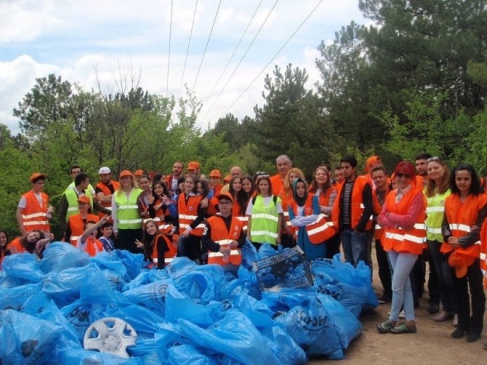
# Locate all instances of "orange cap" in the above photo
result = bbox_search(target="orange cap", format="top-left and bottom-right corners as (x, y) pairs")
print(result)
(366, 155), (381, 172)
(134, 169), (144, 177)
(119, 170), (133, 179)
(187, 161), (200, 170)
(223, 175), (231, 183)
(210, 169), (221, 178)
(30, 172), (47, 182)
(448, 251), (475, 278)
(77, 195), (91, 204)
(217, 192), (233, 203)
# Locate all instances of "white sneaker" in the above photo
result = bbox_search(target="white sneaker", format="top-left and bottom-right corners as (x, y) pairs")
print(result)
(387, 310), (406, 319)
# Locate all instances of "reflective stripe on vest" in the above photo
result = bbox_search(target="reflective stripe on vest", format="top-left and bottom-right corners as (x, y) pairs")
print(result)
(236, 216), (248, 230)
(23, 220), (49, 226)
(449, 223), (471, 233)
(426, 227), (442, 234)
(426, 206), (445, 213)
(251, 213), (279, 222)
(384, 232), (425, 244)
(22, 212), (47, 219)
(208, 250), (240, 258)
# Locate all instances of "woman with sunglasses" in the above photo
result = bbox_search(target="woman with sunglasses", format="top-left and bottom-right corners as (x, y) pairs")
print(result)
(424, 157), (456, 323)
(441, 164), (487, 342)
(246, 174), (283, 250)
(377, 161), (426, 334)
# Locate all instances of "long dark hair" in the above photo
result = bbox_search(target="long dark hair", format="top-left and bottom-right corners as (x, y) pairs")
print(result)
(142, 220), (160, 261)
(450, 164), (482, 196)
(152, 180), (170, 199)
(229, 176), (247, 214)
(424, 158), (450, 197)
(0, 229), (9, 256)
(309, 166), (332, 194)
(20, 230), (44, 254)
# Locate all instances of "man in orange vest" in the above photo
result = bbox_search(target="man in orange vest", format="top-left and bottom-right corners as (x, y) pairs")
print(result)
(270, 155), (292, 196)
(95, 167), (120, 218)
(16, 172), (54, 236)
(332, 156), (374, 267)
(202, 192), (245, 274)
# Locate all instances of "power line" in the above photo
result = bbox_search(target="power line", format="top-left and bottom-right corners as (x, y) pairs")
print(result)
(200, 0), (264, 121)
(166, 0), (173, 97)
(178, 0), (199, 99)
(191, 0), (222, 93)
(201, 0), (279, 122)
(221, 0), (324, 119)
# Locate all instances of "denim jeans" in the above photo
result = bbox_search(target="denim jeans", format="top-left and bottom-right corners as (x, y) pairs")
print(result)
(388, 250), (418, 321)
(341, 228), (368, 267)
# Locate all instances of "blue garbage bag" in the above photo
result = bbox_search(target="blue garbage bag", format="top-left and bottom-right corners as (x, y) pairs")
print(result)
(262, 292), (345, 359)
(40, 242), (90, 273)
(172, 266), (225, 303)
(0, 309), (65, 364)
(155, 322), (194, 361)
(2, 253), (45, 283)
(123, 278), (172, 316)
(61, 348), (144, 364)
(165, 283), (230, 327)
(0, 270), (23, 288)
(122, 269), (168, 291)
(240, 238), (259, 269)
(0, 283), (41, 310)
(165, 256), (199, 279)
(168, 344), (218, 365)
(311, 256), (378, 315)
(177, 310), (282, 365)
(42, 264), (100, 307)
(114, 249), (145, 280)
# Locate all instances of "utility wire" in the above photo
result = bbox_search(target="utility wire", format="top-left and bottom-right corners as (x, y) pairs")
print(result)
(166, 0), (173, 97)
(178, 0), (199, 99)
(200, 0), (264, 121)
(192, 0), (222, 93)
(221, 0), (324, 119)
(201, 0), (279, 122)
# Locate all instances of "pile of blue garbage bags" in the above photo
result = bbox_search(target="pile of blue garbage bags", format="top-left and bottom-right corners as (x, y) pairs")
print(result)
(0, 242), (377, 364)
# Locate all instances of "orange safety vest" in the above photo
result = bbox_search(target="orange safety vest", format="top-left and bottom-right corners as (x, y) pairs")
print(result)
(332, 175), (373, 230)
(67, 213), (99, 246)
(373, 187), (391, 240)
(95, 181), (120, 218)
(20, 191), (50, 232)
(145, 198), (175, 236)
(480, 219), (487, 288)
(206, 197), (219, 217)
(151, 234), (173, 266)
(381, 187), (426, 255)
(440, 194), (487, 257)
(206, 215), (243, 266)
(8, 237), (26, 254)
(178, 193), (204, 236)
(270, 174), (284, 197)
(231, 200), (248, 231)
(82, 237), (104, 257)
(289, 195), (336, 244)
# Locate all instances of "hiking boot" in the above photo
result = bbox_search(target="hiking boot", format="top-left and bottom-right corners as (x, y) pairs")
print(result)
(391, 322), (417, 334)
(377, 320), (396, 333)
(428, 302), (440, 314)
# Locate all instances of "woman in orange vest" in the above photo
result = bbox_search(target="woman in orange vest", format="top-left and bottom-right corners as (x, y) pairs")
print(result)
(137, 175), (153, 226)
(149, 181), (176, 235)
(77, 217), (110, 257)
(309, 166), (340, 259)
(377, 161), (426, 334)
(18, 230), (54, 258)
(0, 230), (10, 269)
(176, 175), (205, 263)
(288, 177), (336, 261)
(136, 220), (171, 269)
(441, 164), (487, 342)
(279, 168), (305, 248)
(64, 196), (99, 246)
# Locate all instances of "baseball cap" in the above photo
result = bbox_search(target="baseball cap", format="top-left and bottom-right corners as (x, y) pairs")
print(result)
(448, 251), (474, 279)
(119, 170), (133, 178)
(217, 192), (233, 203)
(99, 167), (111, 174)
(30, 172), (46, 182)
(187, 161), (200, 170)
(134, 169), (144, 177)
(210, 169), (221, 178)
(223, 175), (231, 183)
(366, 156), (382, 172)
(77, 195), (91, 204)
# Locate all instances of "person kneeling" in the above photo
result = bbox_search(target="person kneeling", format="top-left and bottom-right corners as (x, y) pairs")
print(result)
(202, 192), (246, 275)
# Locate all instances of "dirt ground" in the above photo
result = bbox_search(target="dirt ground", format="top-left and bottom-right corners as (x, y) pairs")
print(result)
(310, 247), (487, 364)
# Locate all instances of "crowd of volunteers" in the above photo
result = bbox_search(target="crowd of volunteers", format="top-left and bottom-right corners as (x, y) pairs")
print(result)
(1, 153), (487, 348)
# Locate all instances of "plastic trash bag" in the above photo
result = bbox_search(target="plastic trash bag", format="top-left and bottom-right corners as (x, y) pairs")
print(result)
(165, 283), (230, 327)
(0, 309), (65, 364)
(2, 253), (45, 283)
(122, 269), (169, 291)
(0, 283), (41, 310)
(60, 348), (144, 365)
(177, 310), (282, 365)
(114, 249), (145, 281)
(240, 238), (259, 270)
(167, 344), (218, 365)
(123, 278), (172, 316)
(40, 242), (90, 274)
(172, 266), (225, 304)
(0, 270), (23, 288)
(262, 292), (346, 359)
(165, 256), (199, 279)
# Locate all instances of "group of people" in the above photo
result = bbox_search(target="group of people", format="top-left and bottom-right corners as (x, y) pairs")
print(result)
(1, 153), (487, 348)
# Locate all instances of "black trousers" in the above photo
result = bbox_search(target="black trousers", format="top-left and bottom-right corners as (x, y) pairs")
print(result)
(453, 258), (486, 332)
(177, 234), (202, 263)
(325, 233), (341, 259)
(117, 228), (143, 254)
(375, 239), (392, 298)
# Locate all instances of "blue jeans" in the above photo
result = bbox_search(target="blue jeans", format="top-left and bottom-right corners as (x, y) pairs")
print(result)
(341, 228), (368, 267)
(388, 250), (418, 321)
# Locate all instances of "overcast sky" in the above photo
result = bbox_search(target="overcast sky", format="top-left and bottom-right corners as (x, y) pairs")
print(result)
(0, 0), (365, 134)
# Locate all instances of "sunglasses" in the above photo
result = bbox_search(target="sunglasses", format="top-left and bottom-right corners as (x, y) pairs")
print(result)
(426, 156), (441, 163)
(396, 173), (411, 179)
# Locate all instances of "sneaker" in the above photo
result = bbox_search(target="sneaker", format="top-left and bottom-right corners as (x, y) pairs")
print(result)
(391, 322), (417, 334)
(451, 328), (466, 339)
(378, 294), (391, 304)
(377, 320), (396, 333)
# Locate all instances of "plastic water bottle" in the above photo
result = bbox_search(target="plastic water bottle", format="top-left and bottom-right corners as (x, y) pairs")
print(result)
(222, 250), (230, 263)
